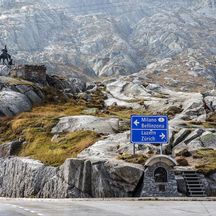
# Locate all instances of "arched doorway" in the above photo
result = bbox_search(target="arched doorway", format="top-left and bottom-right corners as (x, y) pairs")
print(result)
(154, 167), (167, 183)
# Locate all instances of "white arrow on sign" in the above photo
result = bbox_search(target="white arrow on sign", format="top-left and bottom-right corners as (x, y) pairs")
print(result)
(134, 119), (140, 126)
(160, 133), (166, 140)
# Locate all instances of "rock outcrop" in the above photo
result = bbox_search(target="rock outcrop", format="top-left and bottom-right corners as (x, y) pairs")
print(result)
(0, 140), (23, 158)
(0, 73), (94, 117)
(0, 76), (44, 116)
(187, 132), (216, 152)
(52, 115), (120, 135)
(78, 131), (158, 160)
(0, 91), (32, 117)
(0, 157), (144, 198)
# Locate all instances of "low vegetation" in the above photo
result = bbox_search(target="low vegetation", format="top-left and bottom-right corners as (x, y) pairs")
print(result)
(193, 149), (216, 175)
(118, 153), (148, 165)
(0, 103), (102, 166)
(164, 105), (183, 117)
(186, 113), (216, 129)
(0, 84), (151, 166)
(0, 76), (34, 86)
(101, 105), (148, 120)
(19, 130), (100, 166)
(203, 113), (216, 128)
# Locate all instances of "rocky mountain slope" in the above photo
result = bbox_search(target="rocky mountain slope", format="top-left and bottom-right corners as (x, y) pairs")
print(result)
(0, 68), (216, 197)
(0, 0), (216, 198)
(0, 0), (215, 90)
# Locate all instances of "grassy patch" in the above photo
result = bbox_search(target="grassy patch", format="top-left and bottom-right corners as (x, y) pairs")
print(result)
(101, 106), (148, 120)
(0, 102), (103, 166)
(203, 113), (216, 128)
(165, 106), (183, 117)
(193, 149), (216, 175)
(186, 113), (216, 129)
(0, 76), (34, 86)
(85, 89), (107, 109)
(0, 117), (17, 142)
(0, 103), (86, 143)
(118, 153), (148, 165)
(19, 129), (100, 166)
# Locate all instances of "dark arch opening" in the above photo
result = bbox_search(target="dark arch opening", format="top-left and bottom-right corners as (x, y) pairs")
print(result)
(154, 167), (167, 183)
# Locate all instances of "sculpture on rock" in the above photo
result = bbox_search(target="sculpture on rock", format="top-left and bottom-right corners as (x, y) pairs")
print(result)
(0, 45), (13, 66)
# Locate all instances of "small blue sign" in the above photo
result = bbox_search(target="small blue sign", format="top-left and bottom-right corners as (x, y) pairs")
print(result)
(130, 115), (169, 144)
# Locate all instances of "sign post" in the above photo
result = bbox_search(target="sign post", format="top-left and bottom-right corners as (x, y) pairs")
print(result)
(160, 143), (163, 155)
(130, 115), (169, 154)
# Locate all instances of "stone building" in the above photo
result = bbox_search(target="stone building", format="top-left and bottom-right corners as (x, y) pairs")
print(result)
(10, 65), (47, 84)
(141, 155), (179, 197)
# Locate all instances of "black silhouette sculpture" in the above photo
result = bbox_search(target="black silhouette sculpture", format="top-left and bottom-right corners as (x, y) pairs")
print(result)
(0, 45), (12, 66)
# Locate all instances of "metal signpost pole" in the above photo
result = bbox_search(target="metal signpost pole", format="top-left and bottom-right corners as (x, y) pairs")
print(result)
(133, 144), (136, 156)
(160, 143), (163, 155)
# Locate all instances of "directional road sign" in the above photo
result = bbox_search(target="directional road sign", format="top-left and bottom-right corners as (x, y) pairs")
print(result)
(130, 115), (169, 144)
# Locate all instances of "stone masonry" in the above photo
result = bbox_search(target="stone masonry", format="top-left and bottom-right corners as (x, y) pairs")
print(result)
(141, 156), (179, 197)
(10, 65), (47, 84)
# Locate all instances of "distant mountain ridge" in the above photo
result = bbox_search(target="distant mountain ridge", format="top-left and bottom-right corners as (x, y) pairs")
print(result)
(0, 0), (215, 90)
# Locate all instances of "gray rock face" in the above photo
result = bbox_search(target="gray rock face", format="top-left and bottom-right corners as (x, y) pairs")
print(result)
(172, 128), (206, 156)
(0, 157), (74, 198)
(11, 85), (43, 104)
(172, 143), (190, 157)
(172, 128), (191, 147)
(46, 75), (87, 94)
(176, 175), (187, 195)
(181, 97), (206, 120)
(51, 115), (119, 135)
(204, 96), (216, 112)
(0, 65), (10, 76)
(0, 140), (23, 158)
(184, 129), (205, 144)
(206, 173), (216, 196)
(187, 132), (216, 152)
(200, 133), (216, 148)
(0, 76), (44, 116)
(0, 90), (32, 116)
(91, 159), (144, 197)
(0, 157), (144, 198)
(78, 130), (158, 160)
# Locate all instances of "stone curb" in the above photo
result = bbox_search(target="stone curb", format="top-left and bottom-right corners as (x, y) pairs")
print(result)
(0, 197), (216, 202)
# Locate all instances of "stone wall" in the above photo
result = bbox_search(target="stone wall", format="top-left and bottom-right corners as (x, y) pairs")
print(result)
(1, 156), (216, 198)
(141, 162), (179, 197)
(0, 157), (144, 198)
(10, 65), (47, 84)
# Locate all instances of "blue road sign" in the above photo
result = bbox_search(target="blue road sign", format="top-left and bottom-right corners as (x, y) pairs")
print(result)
(130, 115), (169, 144)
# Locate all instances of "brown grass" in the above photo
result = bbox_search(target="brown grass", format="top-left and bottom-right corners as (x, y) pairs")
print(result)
(0, 102), (101, 166)
(193, 149), (216, 175)
(118, 153), (148, 165)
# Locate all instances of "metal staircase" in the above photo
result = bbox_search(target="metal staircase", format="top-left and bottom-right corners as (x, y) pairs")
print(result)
(182, 171), (206, 197)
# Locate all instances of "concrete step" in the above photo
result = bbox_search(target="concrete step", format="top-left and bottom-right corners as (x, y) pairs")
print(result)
(184, 176), (200, 179)
(183, 173), (198, 176)
(188, 189), (206, 193)
(185, 180), (201, 183)
(183, 171), (206, 197)
(189, 192), (206, 195)
(188, 194), (206, 197)
(188, 187), (205, 190)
